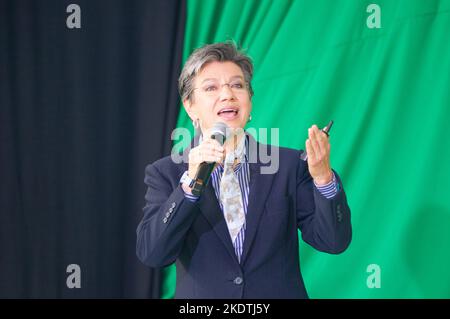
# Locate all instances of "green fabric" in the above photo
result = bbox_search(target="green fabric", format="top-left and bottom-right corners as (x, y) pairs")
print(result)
(164, 0), (450, 298)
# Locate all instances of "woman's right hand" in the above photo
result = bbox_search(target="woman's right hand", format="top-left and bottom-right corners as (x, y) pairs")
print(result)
(187, 137), (225, 180)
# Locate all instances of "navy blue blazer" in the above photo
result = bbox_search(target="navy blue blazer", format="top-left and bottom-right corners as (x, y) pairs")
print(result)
(136, 136), (352, 299)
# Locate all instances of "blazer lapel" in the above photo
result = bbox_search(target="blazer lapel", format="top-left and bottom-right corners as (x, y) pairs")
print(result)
(240, 139), (276, 266)
(198, 181), (239, 264)
(182, 136), (239, 263)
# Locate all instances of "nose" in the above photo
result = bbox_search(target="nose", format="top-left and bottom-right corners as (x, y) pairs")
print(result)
(219, 84), (236, 101)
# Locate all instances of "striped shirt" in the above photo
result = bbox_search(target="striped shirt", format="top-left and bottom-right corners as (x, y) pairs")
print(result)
(210, 162), (249, 262)
(181, 143), (338, 262)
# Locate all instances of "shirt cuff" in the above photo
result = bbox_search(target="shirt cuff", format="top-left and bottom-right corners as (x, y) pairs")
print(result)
(184, 192), (200, 202)
(179, 172), (200, 202)
(314, 172), (338, 199)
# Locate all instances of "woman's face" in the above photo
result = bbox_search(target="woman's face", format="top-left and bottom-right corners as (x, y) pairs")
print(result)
(184, 61), (252, 133)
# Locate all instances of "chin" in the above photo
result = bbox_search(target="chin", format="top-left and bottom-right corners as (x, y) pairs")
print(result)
(216, 118), (242, 126)
(225, 122), (246, 131)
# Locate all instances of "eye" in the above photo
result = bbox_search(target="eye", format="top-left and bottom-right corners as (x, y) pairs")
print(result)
(231, 82), (244, 89)
(205, 85), (217, 92)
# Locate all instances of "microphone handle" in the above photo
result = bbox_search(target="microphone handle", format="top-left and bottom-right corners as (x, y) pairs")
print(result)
(192, 161), (216, 196)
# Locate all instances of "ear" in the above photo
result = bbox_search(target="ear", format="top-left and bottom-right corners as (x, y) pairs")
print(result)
(183, 98), (197, 121)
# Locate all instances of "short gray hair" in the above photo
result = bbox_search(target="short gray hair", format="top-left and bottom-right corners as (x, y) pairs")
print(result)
(178, 41), (254, 102)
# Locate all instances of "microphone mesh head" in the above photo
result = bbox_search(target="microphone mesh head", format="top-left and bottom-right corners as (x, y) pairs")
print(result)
(210, 122), (230, 145)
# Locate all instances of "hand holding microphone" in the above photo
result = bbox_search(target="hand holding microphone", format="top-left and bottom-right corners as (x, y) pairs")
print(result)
(188, 136), (224, 179)
(183, 122), (230, 196)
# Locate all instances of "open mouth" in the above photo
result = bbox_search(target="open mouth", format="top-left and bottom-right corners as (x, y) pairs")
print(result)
(217, 107), (239, 120)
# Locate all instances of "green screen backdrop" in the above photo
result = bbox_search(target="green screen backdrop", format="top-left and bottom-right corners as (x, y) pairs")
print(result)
(164, 0), (450, 298)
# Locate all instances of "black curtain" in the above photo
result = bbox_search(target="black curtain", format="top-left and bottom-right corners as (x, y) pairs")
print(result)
(0, 0), (185, 298)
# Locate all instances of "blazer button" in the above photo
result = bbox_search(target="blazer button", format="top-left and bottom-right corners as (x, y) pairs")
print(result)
(165, 212), (171, 218)
(169, 207), (174, 213)
(233, 277), (243, 285)
(163, 217), (168, 223)
(171, 202), (176, 208)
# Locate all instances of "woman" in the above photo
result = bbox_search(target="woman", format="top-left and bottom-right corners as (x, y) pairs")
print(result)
(136, 42), (352, 298)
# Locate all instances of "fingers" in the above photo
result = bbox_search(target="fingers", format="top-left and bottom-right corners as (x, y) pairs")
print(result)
(202, 138), (224, 163)
(305, 138), (315, 162)
(309, 126), (322, 158)
(189, 138), (224, 164)
(306, 125), (330, 163)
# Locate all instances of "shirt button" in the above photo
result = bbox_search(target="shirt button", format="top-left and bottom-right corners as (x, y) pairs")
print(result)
(233, 277), (243, 285)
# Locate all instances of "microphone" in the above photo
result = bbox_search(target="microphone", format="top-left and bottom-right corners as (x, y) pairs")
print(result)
(300, 120), (334, 161)
(191, 122), (230, 196)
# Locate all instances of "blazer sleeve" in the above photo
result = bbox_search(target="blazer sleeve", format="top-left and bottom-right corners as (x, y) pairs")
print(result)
(136, 161), (199, 267)
(295, 156), (352, 254)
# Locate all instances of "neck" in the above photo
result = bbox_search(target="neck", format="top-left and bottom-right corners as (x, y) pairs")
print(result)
(223, 131), (245, 154)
